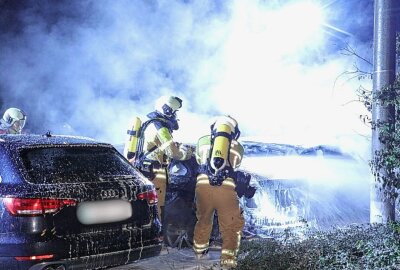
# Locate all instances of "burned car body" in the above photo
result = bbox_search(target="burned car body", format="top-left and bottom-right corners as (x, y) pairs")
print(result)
(0, 134), (162, 270)
(164, 141), (370, 243)
(240, 142), (370, 232)
(163, 157), (198, 247)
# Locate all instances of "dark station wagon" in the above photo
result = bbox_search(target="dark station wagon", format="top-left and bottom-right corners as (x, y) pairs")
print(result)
(0, 134), (162, 270)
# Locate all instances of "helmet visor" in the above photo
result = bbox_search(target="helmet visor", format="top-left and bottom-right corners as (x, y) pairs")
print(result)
(17, 119), (26, 129)
(12, 119), (26, 133)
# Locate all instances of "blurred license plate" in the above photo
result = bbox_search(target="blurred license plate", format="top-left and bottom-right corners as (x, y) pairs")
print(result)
(76, 199), (132, 225)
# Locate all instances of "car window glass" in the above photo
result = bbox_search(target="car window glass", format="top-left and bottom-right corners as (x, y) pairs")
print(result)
(20, 146), (137, 184)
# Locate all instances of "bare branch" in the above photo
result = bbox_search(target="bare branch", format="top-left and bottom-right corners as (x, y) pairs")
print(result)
(341, 99), (361, 106)
(340, 74), (364, 88)
(341, 43), (373, 66)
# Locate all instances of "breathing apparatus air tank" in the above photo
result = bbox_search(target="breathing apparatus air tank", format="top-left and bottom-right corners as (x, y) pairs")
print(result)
(210, 123), (233, 173)
(124, 117), (142, 160)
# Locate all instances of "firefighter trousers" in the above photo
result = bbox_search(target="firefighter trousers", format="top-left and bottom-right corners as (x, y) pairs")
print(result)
(193, 179), (244, 267)
(151, 167), (168, 222)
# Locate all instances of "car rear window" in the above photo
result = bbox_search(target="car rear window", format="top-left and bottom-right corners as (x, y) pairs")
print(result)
(20, 146), (137, 184)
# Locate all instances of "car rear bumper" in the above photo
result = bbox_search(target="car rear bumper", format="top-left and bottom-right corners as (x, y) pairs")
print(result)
(0, 243), (162, 270)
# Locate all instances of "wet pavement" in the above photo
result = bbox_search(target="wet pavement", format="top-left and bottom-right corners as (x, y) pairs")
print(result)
(109, 247), (222, 270)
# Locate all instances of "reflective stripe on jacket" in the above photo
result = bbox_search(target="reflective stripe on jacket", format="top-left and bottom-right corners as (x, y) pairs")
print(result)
(143, 121), (187, 165)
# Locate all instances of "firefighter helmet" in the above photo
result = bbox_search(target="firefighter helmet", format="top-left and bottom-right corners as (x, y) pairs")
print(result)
(2, 107), (27, 133)
(155, 95), (183, 118)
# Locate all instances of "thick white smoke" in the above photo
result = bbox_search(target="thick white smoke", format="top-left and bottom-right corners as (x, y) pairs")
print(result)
(0, 0), (373, 150)
(0, 0), (374, 227)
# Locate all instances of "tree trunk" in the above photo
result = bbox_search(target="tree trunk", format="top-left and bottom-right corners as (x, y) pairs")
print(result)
(370, 0), (397, 223)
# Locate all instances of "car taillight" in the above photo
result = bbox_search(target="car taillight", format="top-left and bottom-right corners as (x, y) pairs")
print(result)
(15, 254), (54, 261)
(2, 198), (77, 216)
(136, 190), (158, 205)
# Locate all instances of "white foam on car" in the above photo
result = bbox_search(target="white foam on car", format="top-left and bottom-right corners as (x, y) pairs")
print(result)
(76, 199), (132, 225)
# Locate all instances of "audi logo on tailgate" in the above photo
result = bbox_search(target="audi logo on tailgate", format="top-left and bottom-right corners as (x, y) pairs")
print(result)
(100, 189), (120, 199)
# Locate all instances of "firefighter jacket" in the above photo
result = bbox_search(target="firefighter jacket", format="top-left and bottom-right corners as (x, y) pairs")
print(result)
(0, 124), (16, 134)
(142, 111), (191, 166)
(136, 111), (191, 221)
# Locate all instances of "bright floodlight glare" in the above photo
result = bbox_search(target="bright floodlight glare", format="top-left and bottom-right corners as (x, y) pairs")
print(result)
(272, 1), (325, 49)
(288, 1), (324, 33)
(211, 0), (329, 128)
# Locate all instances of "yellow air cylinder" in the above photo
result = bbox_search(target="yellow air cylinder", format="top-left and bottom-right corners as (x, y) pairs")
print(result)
(124, 117), (142, 160)
(196, 135), (211, 165)
(210, 123), (232, 172)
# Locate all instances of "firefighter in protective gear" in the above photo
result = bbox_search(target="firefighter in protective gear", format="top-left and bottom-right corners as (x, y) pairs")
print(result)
(128, 95), (192, 221)
(193, 115), (245, 269)
(0, 108), (27, 134)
